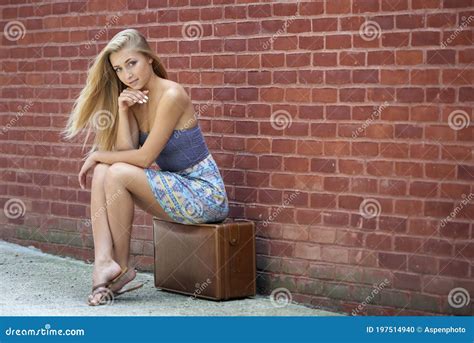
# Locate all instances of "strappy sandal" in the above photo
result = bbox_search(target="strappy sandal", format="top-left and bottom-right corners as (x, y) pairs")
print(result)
(112, 281), (145, 298)
(87, 268), (128, 306)
(109, 268), (144, 298)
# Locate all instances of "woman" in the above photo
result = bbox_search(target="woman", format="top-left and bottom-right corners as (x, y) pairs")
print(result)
(62, 28), (229, 306)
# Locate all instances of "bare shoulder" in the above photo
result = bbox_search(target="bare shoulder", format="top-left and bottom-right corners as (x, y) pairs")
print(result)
(159, 81), (194, 129)
(162, 81), (190, 104)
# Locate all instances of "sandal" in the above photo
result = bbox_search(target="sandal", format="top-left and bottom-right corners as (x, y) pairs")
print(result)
(87, 267), (128, 306)
(110, 268), (145, 298)
(113, 281), (145, 298)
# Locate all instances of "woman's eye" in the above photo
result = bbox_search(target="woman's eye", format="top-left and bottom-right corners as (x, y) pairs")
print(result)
(114, 61), (135, 72)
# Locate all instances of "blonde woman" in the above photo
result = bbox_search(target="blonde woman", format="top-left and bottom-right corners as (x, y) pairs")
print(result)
(62, 28), (229, 306)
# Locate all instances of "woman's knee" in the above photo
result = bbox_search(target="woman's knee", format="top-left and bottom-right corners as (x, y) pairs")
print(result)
(92, 163), (110, 184)
(104, 162), (130, 188)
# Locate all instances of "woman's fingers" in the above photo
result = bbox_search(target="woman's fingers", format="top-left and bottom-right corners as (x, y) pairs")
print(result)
(78, 171), (84, 189)
(122, 91), (141, 103)
(124, 94), (139, 104)
(123, 89), (148, 102)
(119, 88), (149, 109)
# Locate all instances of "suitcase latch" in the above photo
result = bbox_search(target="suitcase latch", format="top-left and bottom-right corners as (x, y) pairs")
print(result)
(229, 225), (240, 246)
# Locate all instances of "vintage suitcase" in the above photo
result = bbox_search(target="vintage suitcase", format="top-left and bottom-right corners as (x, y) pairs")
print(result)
(153, 217), (256, 300)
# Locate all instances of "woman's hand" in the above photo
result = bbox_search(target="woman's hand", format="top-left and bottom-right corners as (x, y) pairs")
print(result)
(118, 88), (149, 111)
(78, 153), (98, 190)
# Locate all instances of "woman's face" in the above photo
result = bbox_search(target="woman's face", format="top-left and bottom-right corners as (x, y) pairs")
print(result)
(109, 49), (153, 90)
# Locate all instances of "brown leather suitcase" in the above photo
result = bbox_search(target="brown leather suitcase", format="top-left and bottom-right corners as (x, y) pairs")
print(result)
(153, 217), (256, 300)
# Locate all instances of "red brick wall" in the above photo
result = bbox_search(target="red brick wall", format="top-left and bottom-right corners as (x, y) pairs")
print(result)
(1, 1), (473, 315)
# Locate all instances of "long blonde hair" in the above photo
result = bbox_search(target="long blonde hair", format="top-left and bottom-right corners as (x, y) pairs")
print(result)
(61, 28), (168, 156)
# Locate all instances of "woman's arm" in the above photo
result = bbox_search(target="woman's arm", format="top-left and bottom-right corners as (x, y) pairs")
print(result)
(114, 109), (139, 151)
(94, 148), (148, 168)
(93, 87), (186, 169)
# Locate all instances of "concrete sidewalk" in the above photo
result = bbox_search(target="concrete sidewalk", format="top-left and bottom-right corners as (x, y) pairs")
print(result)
(0, 240), (342, 316)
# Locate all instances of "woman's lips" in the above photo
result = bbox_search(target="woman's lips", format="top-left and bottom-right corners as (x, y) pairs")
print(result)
(129, 79), (138, 85)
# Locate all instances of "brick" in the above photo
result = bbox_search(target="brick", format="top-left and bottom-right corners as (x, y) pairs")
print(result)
(422, 276), (455, 295)
(351, 142), (379, 156)
(323, 177), (349, 192)
(455, 242), (474, 259)
(438, 259), (469, 278)
(326, 35), (351, 49)
(281, 259), (309, 275)
(396, 51), (423, 65)
(379, 179), (406, 195)
(394, 236), (424, 253)
(312, 88), (337, 102)
(338, 195), (364, 210)
(308, 227), (336, 244)
(379, 252), (407, 270)
(408, 255), (438, 274)
(459, 48), (474, 63)
(395, 162), (423, 177)
(269, 240), (294, 258)
(313, 52), (337, 66)
(339, 88), (366, 102)
(311, 158), (336, 173)
(412, 31), (441, 46)
(295, 243), (320, 260)
(353, 0), (379, 12)
(340, 52), (366, 66)
(326, 105), (350, 120)
(396, 15), (425, 29)
(379, 290), (410, 308)
(443, 0), (472, 7)
(295, 208), (320, 225)
(367, 161), (393, 177)
(311, 123), (337, 137)
(310, 193), (337, 208)
(366, 233), (392, 250)
(393, 272), (421, 291)
(439, 183), (471, 198)
(283, 157), (309, 172)
(395, 199), (423, 216)
(381, 70), (409, 84)
(326, 0), (351, 13)
(324, 141), (350, 155)
(382, 32), (409, 47)
(396, 89), (424, 103)
(322, 211), (350, 227)
(412, 0), (442, 9)
(321, 246), (348, 263)
(325, 70), (351, 84)
(351, 178), (378, 194)
(297, 140), (324, 155)
(409, 294), (441, 313)
(338, 159), (364, 175)
(423, 239), (453, 256)
(409, 181), (438, 197)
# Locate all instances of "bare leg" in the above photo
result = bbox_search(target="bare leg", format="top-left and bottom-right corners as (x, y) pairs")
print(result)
(88, 163), (122, 305)
(104, 162), (174, 268)
(90, 163), (115, 262)
(90, 162), (174, 302)
(104, 163), (135, 269)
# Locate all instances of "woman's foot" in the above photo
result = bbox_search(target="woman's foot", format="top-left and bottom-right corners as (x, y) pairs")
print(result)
(88, 259), (123, 306)
(108, 267), (137, 294)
